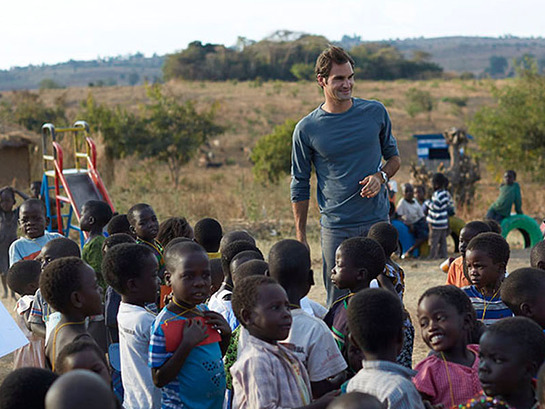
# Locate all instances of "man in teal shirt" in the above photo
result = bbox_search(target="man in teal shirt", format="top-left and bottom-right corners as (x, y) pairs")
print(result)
(486, 170), (523, 223)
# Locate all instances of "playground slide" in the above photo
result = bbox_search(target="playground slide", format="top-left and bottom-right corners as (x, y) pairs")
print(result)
(63, 170), (104, 216)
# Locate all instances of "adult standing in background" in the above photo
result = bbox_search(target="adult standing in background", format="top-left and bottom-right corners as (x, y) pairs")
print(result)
(290, 46), (401, 306)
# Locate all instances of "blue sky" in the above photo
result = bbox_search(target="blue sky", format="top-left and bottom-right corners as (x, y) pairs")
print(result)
(2, 0), (543, 70)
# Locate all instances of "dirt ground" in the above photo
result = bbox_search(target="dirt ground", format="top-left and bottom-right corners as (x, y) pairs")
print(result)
(0, 247), (532, 384)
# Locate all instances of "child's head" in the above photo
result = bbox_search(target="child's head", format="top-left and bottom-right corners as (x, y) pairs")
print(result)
(40, 257), (102, 316)
(367, 222), (399, 258)
(163, 237), (194, 253)
(45, 370), (117, 409)
(531, 241), (545, 271)
(327, 392), (384, 409)
(7, 260), (41, 296)
(80, 200), (112, 233)
(157, 217), (194, 247)
(331, 237), (386, 292)
(230, 250), (264, 276)
(347, 288), (403, 359)
(401, 183), (414, 202)
(38, 237), (81, 271)
(503, 170), (516, 185)
(432, 172), (449, 191)
(194, 217), (222, 253)
(127, 203), (159, 242)
(219, 230), (256, 253)
(501, 268), (545, 328)
(0, 367), (58, 409)
(268, 239), (312, 301)
(459, 221), (491, 258)
(415, 184), (426, 202)
(102, 243), (158, 304)
(232, 260), (269, 286)
(484, 219), (502, 234)
(101, 233), (136, 255)
(19, 198), (47, 239)
(466, 233), (509, 291)
(0, 187), (16, 212)
(30, 181), (42, 198)
(221, 240), (263, 282)
(165, 241), (210, 306)
(106, 214), (133, 237)
(56, 339), (110, 384)
(479, 317), (545, 402)
(232, 275), (291, 343)
(209, 258), (224, 296)
(417, 285), (475, 353)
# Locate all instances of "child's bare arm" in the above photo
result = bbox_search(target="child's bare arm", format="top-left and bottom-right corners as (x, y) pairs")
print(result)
(152, 318), (208, 388)
(310, 370), (346, 398)
(12, 188), (29, 201)
(204, 310), (231, 356)
(30, 322), (46, 339)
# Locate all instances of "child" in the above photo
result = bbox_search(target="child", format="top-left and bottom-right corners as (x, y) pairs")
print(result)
(0, 186), (28, 297)
(346, 288), (426, 408)
(327, 392), (383, 409)
(103, 242), (162, 409)
(478, 317), (545, 409)
(486, 170), (522, 223)
(29, 237), (82, 341)
(45, 370), (118, 409)
(9, 198), (62, 265)
(219, 230), (256, 252)
(367, 222), (414, 369)
(80, 200), (113, 289)
(231, 275), (336, 409)
(426, 173), (454, 260)
(501, 267), (545, 329)
(6, 259), (46, 368)
(194, 217), (223, 259)
(413, 285), (481, 407)
(324, 237), (386, 355)
(209, 258), (224, 297)
(157, 216), (194, 248)
(447, 221), (491, 288)
(463, 232), (513, 325)
(229, 249), (264, 275)
(0, 367), (58, 409)
(531, 240), (545, 271)
(107, 214), (134, 237)
(127, 203), (164, 276)
(232, 259), (268, 285)
(395, 183), (428, 258)
(40, 257), (103, 371)
(149, 241), (230, 408)
(56, 339), (111, 385)
(268, 239), (347, 397)
(538, 361), (545, 409)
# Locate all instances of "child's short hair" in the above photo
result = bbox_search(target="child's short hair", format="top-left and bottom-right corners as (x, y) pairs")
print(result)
(101, 233), (136, 254)
(42, 237), (82, 259)
(21, 198), (46, 214)
(126, 203), (153, 226)
(164, 237), (194, 253)
(232, 275), (278, 325)
(466, 232), (510, 265)
(82, 200), (113, 227)
(210, 258), (224, 284)
(347, 288), (403, 354)
(157, 217), (193, 247)
(106, 214), (131, 236)
(486, 317), (545, 374)
(0, 367), (58, 409)
(56, 339), (108, 375)
(506, 169), (516, 180)
(219, 230), (256, 253)
(339, 237), (386, 280)
(419, 285), (475, 316)
(367, 222), (399, 257)
(327, 392), (383, 409)
(40, 257), (89, 313)
(531, 241), (545, 269)
(501, 268), (545, 316)
(7, 260), (41, 295)
(463, 220), (491, 236)
(432, 172), (449, 189)
(194, 217), (222, 252)
(268, 239), (310, 288)
(483, 219), (502, 234)
(221, 240), (262, 278)
(233, 260), (269, 284)
(102, 243), (155, 295)
(164, 241), (207, 272)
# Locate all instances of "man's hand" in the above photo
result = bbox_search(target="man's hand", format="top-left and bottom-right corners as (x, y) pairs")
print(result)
(359, 173), (383, 198)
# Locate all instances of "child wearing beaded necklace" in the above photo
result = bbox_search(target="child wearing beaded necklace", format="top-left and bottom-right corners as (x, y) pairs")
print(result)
(149, 241), (230, 409)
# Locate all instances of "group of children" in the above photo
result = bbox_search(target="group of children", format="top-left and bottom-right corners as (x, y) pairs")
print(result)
(1, 182), (545, 409)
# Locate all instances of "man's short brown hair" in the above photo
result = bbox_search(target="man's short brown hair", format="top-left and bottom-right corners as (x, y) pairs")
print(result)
(315, 45), (355, 80)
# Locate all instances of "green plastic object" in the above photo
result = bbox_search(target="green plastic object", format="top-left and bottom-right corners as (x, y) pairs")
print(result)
(500, 214), (543, 248)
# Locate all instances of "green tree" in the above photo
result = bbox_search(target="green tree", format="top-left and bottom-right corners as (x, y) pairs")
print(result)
(39, 78), (64, 90)
(290, 63), (314, 81)
(486, 56), (508, 76)
(469, 64), (545, 180)
(251, 119), (296, 184)
(405, 88), (434, 119)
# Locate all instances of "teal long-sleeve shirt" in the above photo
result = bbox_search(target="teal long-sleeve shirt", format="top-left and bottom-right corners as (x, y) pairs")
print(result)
(489, 182), (522, 217)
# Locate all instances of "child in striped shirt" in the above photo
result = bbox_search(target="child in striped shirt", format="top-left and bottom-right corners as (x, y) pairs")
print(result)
(426, 173), (454, 260)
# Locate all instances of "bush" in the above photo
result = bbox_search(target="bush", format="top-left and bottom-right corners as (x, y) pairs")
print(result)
(441, 96), (468, 107)
(405, 88), (434, 118)
(251, 119), (296, 184)
(39, 78), (64, 90)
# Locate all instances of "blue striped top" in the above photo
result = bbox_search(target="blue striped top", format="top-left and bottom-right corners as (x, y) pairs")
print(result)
(462, 285), (513, 326)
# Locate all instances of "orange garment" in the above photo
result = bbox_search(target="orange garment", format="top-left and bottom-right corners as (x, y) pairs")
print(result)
(446, 256), (471, 288)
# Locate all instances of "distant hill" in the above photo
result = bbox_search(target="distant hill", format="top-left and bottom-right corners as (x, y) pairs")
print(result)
(2, 36), (545, 91)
